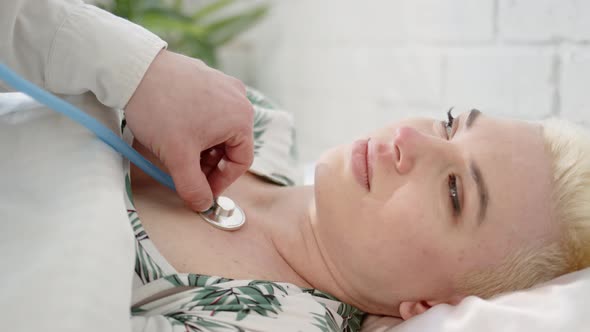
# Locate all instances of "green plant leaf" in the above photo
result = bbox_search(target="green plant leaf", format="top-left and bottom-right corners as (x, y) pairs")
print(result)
(174, 36), (218, 67)
(102, 0), (270, 69)
(136, 0), (163, 11)
(136, 11), (206, 38)
(112, 0), (135, 19)
(172, 0), (183, 11)
(191, 0), (235, 22)
(139, 6), (192, 22)
(203, 5), (269, 45)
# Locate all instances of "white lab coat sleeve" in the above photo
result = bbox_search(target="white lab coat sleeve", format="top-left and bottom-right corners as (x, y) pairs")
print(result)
(0, 0), (167, 110)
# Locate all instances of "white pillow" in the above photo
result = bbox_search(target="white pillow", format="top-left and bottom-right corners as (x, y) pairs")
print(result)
(361, 267), (590, 331)
(0, 92), (134, 332)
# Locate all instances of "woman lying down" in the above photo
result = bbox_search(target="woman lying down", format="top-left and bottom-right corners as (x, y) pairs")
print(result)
(127, 89), (590, 331)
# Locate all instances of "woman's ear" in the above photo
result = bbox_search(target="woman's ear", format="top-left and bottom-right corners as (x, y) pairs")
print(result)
(399, 301), (432, 320)
(399, 296), (465, 320)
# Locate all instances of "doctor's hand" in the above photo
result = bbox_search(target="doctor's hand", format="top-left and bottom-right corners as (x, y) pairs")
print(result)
(124, 50), (254, 212)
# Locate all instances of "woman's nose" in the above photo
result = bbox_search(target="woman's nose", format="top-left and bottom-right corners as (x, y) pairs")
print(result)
(393, 126), (439, 174)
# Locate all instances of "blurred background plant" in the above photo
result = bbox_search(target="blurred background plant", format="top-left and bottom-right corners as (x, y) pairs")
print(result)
(99, 0), (269, 68)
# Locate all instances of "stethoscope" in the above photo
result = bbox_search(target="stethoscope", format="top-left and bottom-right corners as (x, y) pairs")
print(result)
(0, 63), (246, 231)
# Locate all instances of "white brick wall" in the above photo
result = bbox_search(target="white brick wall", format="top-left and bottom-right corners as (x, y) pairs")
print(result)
(561, 46), (590, 124)
(444, 47), (555, 119)
(274, 0), (495, 46)
(212, 0), (590, 161)
(499, 0), (590, 42)
(406, 0), (495, 42)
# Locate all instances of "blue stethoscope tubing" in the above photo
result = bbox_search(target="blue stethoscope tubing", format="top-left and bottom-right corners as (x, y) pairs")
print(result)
(0, 63), (176, 191)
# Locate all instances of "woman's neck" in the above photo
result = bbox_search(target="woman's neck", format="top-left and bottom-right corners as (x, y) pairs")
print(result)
(253, 183), (371, 312)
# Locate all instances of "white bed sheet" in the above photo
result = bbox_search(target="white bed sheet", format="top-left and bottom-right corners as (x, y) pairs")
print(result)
(1, 92), (589, 331)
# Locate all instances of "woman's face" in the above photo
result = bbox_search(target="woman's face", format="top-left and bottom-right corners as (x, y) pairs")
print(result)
(312, 110), (557, 314)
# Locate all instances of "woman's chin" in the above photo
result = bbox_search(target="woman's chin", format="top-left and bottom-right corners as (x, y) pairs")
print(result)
(313, 146), (347, 190)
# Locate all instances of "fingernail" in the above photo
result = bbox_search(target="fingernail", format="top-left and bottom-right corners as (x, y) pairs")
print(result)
(194, 199), (213, 212)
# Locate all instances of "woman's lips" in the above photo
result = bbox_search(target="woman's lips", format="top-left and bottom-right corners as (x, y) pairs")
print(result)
(351, 138), (371, 191)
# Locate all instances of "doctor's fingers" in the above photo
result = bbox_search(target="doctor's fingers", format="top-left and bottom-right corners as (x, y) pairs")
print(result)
(167, 149), (214, 212)
(206, 131), (254, 198)
(201, 146), (224, 177)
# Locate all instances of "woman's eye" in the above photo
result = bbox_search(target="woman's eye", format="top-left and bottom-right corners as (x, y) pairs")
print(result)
(441, 107), (460, 216)
(441, 107), (455, 139)
(448, 174), (461, 216)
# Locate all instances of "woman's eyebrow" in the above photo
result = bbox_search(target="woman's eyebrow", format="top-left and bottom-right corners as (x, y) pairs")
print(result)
(462, 109), (488, 224)
(465, 108), (481, 128)
(470, 161), (489, 224)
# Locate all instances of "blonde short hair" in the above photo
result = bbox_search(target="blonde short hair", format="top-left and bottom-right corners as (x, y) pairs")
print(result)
(459, 118), (590, 298)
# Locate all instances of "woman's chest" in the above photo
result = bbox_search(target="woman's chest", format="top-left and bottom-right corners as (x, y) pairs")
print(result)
(131, 174), (291, 282)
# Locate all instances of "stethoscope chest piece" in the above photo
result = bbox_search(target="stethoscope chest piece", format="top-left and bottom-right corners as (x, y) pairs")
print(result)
(198, 196), (246, 231)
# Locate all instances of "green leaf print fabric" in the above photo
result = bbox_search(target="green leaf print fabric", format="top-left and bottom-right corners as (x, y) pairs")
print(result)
(123, 88), (365, 331)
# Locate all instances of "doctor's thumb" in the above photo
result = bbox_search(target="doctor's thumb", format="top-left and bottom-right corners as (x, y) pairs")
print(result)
(167, 155), (214, 212)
